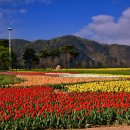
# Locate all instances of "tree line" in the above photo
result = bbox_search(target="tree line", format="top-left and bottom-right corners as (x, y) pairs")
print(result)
(0, 44), (79, 70)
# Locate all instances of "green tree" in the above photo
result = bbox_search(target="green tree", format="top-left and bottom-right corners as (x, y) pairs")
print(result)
(0, 40), (9, 47)
(39, 49), (49, 68)
(39, 49), (49, 59)
(0, 46), (9, 69)
(23, 48), (39, 69)
(48, 48), (61, 67)
(49, 49), (60, 57)
(11, 51), (18, 69)
(60, 45), (79, 68)
(39, 49), (61, 68)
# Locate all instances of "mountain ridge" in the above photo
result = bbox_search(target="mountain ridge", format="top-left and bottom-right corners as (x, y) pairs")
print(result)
(0, 35), (130, 68)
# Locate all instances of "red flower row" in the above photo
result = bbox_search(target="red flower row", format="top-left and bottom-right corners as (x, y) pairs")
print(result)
(0, 86), (130, 122)
(0, 71), (77, 76)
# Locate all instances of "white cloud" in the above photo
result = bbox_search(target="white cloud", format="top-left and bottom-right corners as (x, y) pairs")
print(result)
(75, 8), (130, 45)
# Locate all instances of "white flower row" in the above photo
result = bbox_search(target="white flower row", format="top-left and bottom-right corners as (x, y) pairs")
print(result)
(45, 73), (120, 78)
(58, 74), (119, 78)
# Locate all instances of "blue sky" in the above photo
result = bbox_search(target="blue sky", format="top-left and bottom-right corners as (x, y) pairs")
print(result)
(0, 0), (130, 45)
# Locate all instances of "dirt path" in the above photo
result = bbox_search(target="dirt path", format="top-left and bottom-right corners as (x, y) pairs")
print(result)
(82, 126), (130, 130)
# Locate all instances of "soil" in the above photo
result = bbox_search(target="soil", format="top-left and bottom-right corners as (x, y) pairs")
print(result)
(81, 126), (130, 130)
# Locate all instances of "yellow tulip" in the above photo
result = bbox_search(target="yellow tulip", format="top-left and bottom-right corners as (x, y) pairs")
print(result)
(66, 80), (130, 93)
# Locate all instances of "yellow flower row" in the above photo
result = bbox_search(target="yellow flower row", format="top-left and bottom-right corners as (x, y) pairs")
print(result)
(65, 80), (130, 93)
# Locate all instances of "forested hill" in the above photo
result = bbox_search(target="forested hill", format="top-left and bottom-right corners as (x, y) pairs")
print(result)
(0, 35), (130, 68)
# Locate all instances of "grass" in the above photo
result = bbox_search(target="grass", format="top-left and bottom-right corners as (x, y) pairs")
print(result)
(55, 68), (130, 75)
(11, 68), (53, 72)
(11, 68), (130, 75)
(0, 74), (23, 87)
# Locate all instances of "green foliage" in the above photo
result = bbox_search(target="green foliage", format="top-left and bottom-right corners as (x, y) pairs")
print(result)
(0, 46), (9, 69)
(0, 74), (23, 87)
(0, 40), (9, 47)
(49, 48), (60, 57)
(0, 45), (18, 70)
(39, 48), (60, 58)
(47, 82), (87, 91)
(1, 108), (130, 129)
(60, 45), (74, 52)
(23, 48), (39, 69)
(11, 51), (18, 69)
(39, 49), (49, 58)
(60, 45), (79, 68)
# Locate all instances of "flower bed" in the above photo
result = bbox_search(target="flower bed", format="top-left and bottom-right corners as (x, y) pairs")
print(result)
(12, 75), (121, 87)
(0, 71), (71, 76)
(1, 87), (130, 129)
(0, 71), (129, 129)
(56, 73), (119, 78)
(65, 80), (130, 93)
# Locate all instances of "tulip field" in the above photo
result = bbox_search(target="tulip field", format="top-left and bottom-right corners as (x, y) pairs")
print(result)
(66, 80), (130, 93)
(0, 69), (130, 129)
